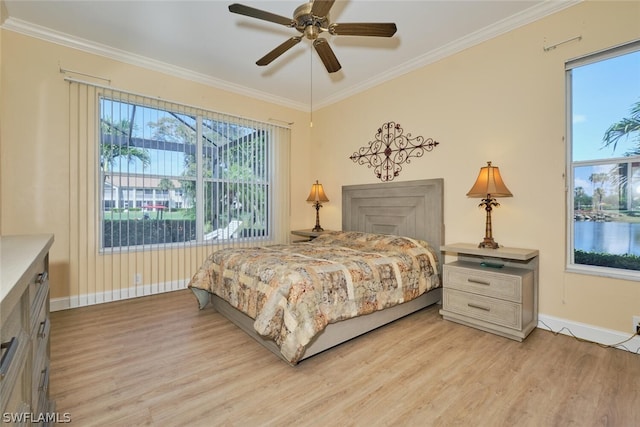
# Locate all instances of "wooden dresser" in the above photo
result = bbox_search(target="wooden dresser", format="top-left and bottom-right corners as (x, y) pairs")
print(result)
(1, 234), (54, 425)
(439, 243), (539, 341)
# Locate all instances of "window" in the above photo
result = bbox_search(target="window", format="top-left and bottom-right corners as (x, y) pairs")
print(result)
(66, 80), (290, 305)
(99, 96), (284, 250)
(567, 41), (640, 277)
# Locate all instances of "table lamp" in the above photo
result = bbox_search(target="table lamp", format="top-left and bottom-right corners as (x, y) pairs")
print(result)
(467, 161), (512, 249)
(306, 180), (329, 232)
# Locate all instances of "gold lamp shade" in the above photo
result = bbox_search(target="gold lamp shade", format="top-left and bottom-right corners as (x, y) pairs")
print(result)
(306, 180), (330, 203)
(467, 162), (512, 249)
(306, 180), (329, 232)
(467, 161), (513, 198)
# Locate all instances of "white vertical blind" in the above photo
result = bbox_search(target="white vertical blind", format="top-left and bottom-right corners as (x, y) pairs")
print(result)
(67, 79), (290, 308)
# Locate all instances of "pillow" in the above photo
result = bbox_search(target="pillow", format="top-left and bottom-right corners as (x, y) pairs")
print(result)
(311, 230), (431, 253)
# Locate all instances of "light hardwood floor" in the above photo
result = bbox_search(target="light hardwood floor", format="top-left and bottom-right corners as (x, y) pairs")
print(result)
(50, 290), (640, 426)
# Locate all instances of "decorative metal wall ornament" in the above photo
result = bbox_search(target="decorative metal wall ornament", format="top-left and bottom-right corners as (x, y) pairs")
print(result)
(349, 122), (440, 182)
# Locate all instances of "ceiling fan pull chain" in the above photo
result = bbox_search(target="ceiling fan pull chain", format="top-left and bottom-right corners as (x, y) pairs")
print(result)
(310, 43), (313, 128)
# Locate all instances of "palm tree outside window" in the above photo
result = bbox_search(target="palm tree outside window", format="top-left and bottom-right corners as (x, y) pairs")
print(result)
(567, 41), (640, 275)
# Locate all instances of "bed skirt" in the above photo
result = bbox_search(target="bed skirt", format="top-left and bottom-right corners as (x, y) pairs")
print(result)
(202, 287), (442, 364)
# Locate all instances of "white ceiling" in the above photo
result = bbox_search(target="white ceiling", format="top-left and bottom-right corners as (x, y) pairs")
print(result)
(2, 0), (577, 111)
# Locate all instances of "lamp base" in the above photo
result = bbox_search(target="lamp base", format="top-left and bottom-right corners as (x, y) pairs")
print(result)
(477, 197), (500, 249)
(478, 238), (499, 249)
(311, 201), (325, 233)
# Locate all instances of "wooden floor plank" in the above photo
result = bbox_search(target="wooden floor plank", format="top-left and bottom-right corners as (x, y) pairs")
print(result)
(50, 290), (640, 426)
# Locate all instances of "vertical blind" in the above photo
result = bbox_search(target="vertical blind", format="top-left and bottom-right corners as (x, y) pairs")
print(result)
(67, 79), (291, 308)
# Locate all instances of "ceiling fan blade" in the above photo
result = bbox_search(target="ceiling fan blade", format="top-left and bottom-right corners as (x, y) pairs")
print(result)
(256, 37), (302, 66)
(229, 3), (294, 27)
(310, 0), (335, 17)
(313, 38), (341, 73)
(329, 22), (397, 37)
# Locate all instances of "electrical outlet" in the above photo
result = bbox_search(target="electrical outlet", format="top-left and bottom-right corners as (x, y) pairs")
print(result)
(634, 316), (640, 335)
(134, 273), (142, 286)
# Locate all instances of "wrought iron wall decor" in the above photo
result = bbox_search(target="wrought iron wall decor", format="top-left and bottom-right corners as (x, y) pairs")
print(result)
(349, 122), (440, 182)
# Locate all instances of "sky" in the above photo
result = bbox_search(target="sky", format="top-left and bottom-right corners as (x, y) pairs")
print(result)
(572, 48), (640, 194)
(101, 99), (260, 178)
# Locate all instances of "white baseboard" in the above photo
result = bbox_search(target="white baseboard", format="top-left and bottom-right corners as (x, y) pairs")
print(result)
(538, 314), (640, 354)
(50, 279), (189, 312)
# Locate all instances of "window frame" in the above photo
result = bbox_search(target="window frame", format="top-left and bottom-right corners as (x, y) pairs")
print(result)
(98, 95), (278, 252)
(565, 40), (640, 280)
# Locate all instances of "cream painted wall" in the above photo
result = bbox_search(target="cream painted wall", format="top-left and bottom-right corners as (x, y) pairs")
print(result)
(0, 31), (313, 299)
(1, 1), (639, 336)
(311, 1), (640, 335)
(0, 1), (4, 234)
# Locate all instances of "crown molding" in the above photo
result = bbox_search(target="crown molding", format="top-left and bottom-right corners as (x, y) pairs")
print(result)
(315, 0), (581, 109)
(1, 17), (308, 111)
(3, 0), (580, 112)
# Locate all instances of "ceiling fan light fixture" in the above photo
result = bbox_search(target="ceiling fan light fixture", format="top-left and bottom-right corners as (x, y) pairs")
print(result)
(304, 25), (320, 40)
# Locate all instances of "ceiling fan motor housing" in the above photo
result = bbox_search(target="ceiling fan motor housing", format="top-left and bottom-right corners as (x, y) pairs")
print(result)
(294, 2), (329, 40)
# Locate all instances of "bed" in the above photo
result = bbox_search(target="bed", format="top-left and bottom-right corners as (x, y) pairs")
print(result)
(188, 178), (444, 364)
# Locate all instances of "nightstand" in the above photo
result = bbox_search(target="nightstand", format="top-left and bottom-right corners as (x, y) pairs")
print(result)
(291, 229), (333, 241)
(439, 243), (539, 341)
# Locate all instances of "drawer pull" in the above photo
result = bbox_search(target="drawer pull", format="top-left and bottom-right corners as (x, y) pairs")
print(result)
(0, 337), (18, 380)
(467, 278), (491, 286)
(39, 367), (50, 392)
(38, 318), (50, 339)
(37, 271), (48, 284)
(468, 303), (491, 312)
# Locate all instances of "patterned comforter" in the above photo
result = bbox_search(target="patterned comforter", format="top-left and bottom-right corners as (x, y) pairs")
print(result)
(188, 231), (440, 364)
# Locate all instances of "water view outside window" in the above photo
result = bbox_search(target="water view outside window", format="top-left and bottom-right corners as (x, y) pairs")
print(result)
(569, 43), (640, 272)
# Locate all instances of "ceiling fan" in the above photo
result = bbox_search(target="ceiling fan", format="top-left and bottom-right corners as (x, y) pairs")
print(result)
(229, 0), (397, 73)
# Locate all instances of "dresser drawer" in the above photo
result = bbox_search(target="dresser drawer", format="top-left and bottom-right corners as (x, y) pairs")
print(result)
(30, 280), (49, 336)
(33, 316), (50, 361)
(443, 262), (532, 303)
(1, 297), (27, 388)
(443, 288), (522, 329)
(32, 318), (50, 410)
(0, 330), (30, 416)
(28, 257), (48, 313)
(32, 363), (50, 418)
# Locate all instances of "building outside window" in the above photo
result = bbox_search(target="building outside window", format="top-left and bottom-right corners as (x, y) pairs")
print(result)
(567, 41), (640, 277)
(100, 97), (273, 249)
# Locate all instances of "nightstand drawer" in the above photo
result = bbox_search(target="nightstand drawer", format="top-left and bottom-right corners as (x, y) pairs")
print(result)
(443, 261), (531, 303)
(443, 288), (522, 329)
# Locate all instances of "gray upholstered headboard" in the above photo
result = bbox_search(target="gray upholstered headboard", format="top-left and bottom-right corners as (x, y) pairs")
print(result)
(342, 178), (444, 266)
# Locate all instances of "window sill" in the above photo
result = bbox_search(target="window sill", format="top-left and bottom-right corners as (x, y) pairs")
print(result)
(566, 264), (640, 282)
